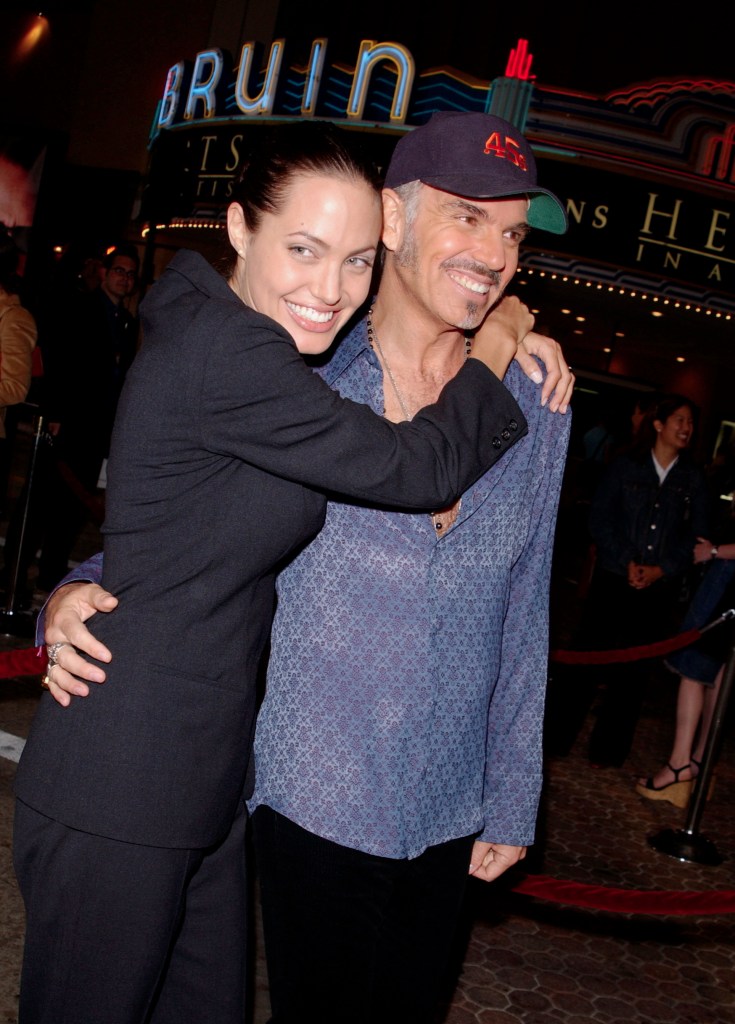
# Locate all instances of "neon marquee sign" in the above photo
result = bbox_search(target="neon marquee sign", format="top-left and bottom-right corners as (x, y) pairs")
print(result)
(158, 38), (417, 131)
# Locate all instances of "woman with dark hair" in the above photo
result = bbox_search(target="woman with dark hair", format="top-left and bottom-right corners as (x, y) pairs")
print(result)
(574, 394), (712, 768)
(636, 454), (735, 805)
(13, 121), (570, 1024)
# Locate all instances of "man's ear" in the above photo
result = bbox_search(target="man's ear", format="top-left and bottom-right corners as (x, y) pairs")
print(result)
(381, 189), (405, 254)
(226, 203), (249, 258)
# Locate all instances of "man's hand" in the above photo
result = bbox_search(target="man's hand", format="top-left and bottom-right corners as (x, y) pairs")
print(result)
(43, 582), (117, 706)
(468, 841), (526, 883)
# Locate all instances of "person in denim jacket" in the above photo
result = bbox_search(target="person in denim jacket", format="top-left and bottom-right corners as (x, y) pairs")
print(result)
(566, 394), (710, 768)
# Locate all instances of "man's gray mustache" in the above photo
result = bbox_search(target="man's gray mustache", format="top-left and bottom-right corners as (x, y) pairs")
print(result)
(441, 260), (501, 287)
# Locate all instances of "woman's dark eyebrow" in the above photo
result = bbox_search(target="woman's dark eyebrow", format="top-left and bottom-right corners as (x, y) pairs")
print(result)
(285, 230), (377, 258)
(286, 230), (326, 246)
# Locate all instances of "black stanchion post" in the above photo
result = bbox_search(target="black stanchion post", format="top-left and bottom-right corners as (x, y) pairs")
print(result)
(0, 412), (48, 638)
(648, 616), (734, 865)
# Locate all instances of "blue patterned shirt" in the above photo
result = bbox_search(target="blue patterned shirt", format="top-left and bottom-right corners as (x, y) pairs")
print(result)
(248, 319), (571, 858)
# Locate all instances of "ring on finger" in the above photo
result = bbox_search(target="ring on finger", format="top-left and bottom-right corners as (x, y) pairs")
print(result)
(41, 667), (54, 690)
(46, 641), (69, 666)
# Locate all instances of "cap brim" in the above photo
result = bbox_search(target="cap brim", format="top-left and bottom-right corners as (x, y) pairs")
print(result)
(528, 192), (567, 235)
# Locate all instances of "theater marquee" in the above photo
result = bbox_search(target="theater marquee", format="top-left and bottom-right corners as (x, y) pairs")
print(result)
(144, 38), (735, 307)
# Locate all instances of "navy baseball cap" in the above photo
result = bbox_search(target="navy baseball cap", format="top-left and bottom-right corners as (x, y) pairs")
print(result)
(384, 111), (567, 235)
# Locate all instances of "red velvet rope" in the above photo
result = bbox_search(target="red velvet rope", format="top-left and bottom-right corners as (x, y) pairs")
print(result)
(0, 645), (46, 678)
(511, 874), (735, 915)
(2, 645), (733, 918)
(550, 627), (702, 665)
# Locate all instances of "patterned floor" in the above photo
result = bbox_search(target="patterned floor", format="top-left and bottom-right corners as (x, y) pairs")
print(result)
(1, 619), (733, 1023)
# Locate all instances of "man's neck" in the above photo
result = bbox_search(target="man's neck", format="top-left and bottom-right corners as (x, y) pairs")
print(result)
(370, 270), (466, 375)
(368, 270), (468, 421)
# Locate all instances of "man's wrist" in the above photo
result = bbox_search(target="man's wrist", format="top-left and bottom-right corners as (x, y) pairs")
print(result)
(711, 545), (719, 559)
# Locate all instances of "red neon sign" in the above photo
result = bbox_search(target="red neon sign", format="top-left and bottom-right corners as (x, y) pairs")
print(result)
(505, 38), (535, 81)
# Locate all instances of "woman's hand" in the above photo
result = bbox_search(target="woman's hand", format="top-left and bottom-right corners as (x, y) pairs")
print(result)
(470, 296), (574, 413)
(470, 295), (533, 380)
(516, 332), (574, 413)
(42, 582), (117, 706)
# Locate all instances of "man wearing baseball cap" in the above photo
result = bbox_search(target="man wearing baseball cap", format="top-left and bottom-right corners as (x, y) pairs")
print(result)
(38, 113), (573, 1022)
(245, 111), (572, 1021)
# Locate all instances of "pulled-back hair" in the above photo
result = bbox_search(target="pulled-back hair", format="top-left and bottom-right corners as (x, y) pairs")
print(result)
(220, 121), (381, 275)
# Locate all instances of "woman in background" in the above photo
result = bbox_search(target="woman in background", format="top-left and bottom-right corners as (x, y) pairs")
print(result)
(637, 509), (735, 805)
(555, 394), (711, 769)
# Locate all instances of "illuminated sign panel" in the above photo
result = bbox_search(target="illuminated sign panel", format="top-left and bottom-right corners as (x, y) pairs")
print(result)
(155, 39), (419, 131)
(143, 124), (401, 222)
(144, 125), (733, 298)
(147, 38), (735, 304)
(536, 159), (734, 295)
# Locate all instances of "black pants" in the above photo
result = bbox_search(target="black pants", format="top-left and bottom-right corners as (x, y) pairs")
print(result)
(252, 805), (475, 1024)
(546, 567), (680, 766)
(14, 798), (250, 1024)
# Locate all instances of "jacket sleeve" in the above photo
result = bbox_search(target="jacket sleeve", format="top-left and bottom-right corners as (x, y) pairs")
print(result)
(479, 405), (571, 846)
(198, 308), (528, 512)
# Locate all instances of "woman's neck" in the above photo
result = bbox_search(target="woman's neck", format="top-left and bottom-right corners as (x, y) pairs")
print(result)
(653, 438), (679, 469)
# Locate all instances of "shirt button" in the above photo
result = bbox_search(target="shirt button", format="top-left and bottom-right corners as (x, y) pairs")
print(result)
(650, 524), (657, 530)
(647, 544), (653, 550)
(492, 437), (502, 448)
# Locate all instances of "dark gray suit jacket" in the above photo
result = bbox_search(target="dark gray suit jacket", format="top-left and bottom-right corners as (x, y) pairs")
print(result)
(16, 250), (526, 849)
